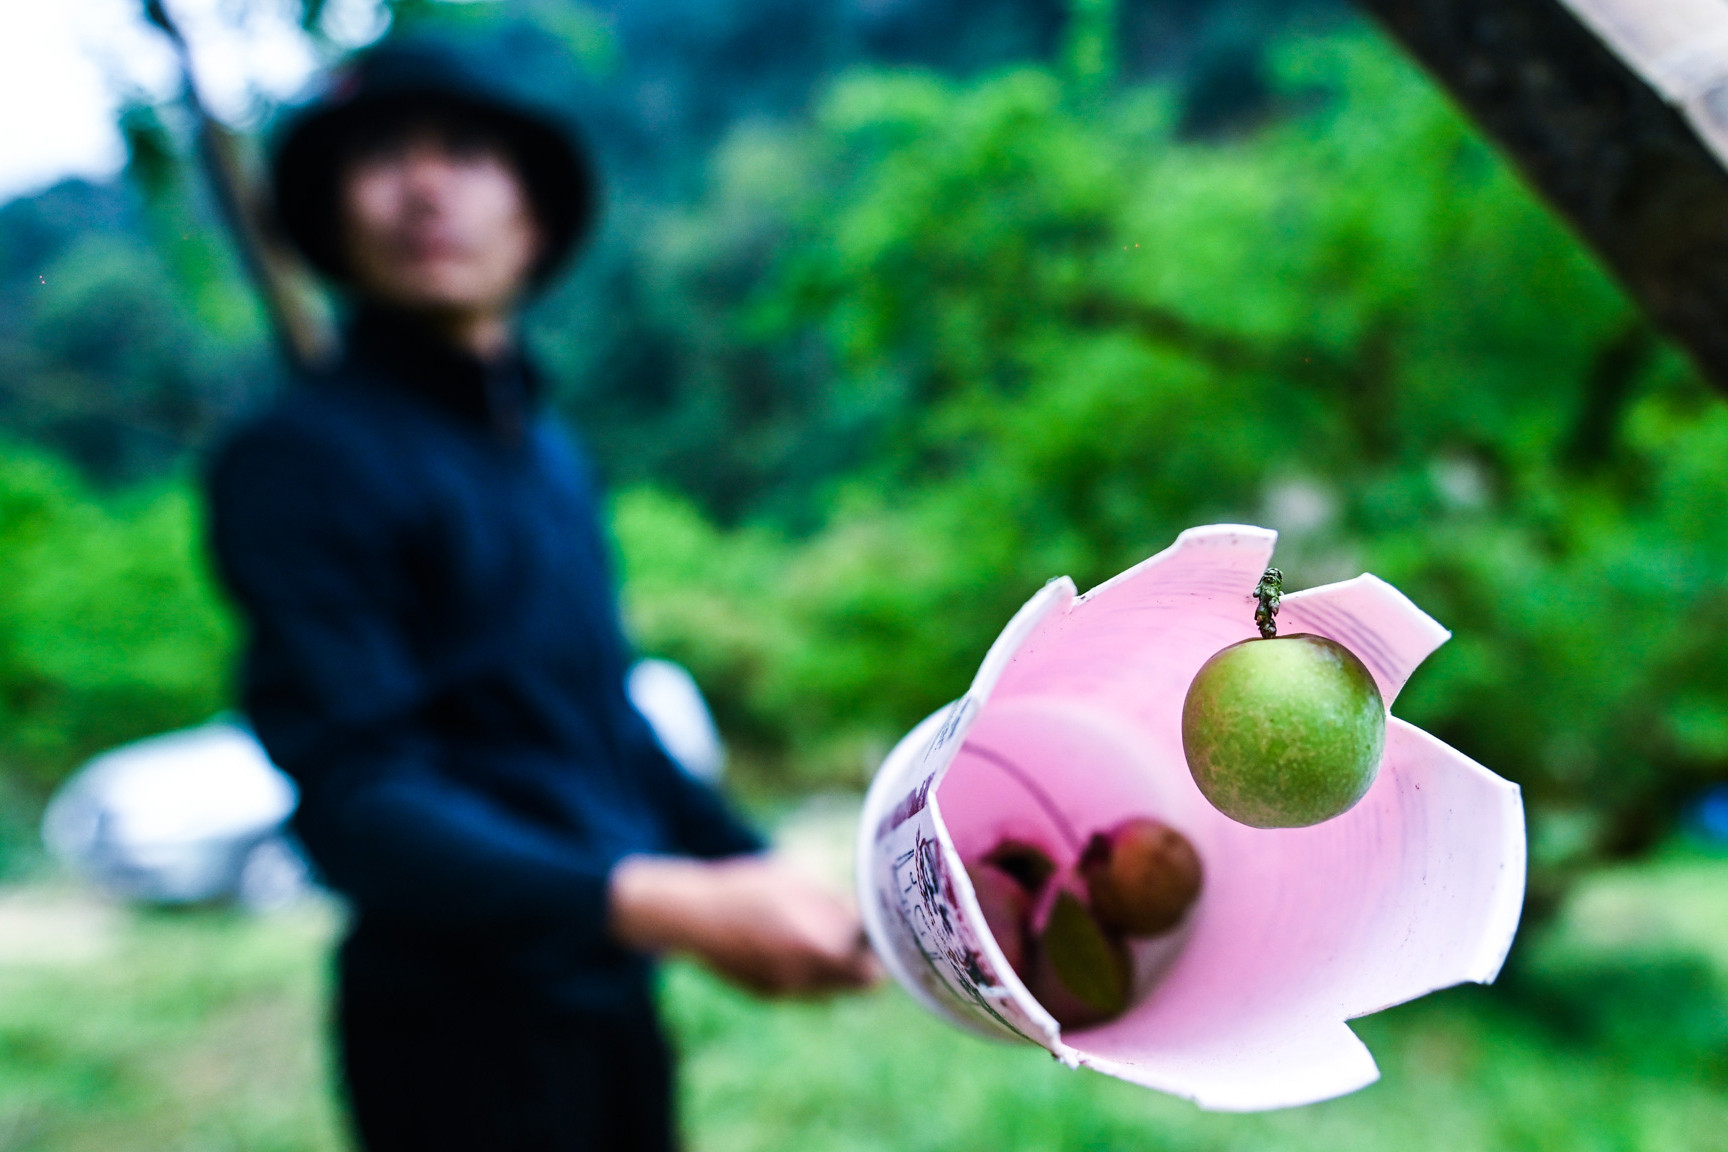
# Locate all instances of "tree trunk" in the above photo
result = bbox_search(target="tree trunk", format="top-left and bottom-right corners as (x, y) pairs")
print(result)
(1354, 0), (1728, 395)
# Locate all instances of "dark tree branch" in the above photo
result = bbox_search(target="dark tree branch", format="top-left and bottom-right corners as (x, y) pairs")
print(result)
(1071, 294), (1401, 459)
(1565, 320), (1655, 468)
(141, 0), (334, 372)
(1069, 294), (1358, 386)
(1352, 0), (1728, 397)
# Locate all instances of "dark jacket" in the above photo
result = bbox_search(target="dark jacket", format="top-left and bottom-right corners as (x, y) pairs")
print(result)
(207, 310), (764, 1015)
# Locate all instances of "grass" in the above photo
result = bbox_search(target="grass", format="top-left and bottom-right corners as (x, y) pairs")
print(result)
(0, 894), (343, 1152)
(1, 851), (1727, 1152)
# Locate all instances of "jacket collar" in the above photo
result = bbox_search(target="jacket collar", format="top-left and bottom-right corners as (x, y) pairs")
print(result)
(342, 306), (541, 442)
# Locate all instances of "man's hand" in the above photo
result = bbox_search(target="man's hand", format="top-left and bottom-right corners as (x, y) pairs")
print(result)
(609, 855), (880, 996)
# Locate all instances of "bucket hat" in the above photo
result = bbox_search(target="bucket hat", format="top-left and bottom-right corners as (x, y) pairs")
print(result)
(271, 36), (599, 287)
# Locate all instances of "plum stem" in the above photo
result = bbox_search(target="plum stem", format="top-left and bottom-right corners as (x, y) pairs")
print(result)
(1254, 567), (1283, 639)
(960, 743), (1085, 853)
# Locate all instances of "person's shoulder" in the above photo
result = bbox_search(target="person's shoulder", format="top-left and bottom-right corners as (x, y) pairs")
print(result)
(206, 370), (396, 500)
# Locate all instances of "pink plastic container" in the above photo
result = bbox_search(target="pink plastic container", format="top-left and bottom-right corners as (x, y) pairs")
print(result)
(856, 524), (1525, 1111)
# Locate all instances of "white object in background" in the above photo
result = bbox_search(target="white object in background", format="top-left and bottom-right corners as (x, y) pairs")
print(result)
(42, 720), (305, 907)
(857, 524), (1526, 1112)
(41, 660), (725, 907)
(628, 658), (726, 781)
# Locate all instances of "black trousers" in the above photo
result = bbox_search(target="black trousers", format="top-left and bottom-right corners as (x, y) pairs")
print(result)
(338, 983), (678, 1152)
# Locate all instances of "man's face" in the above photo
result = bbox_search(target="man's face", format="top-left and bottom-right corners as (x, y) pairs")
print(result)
(339, 121), (542, 319)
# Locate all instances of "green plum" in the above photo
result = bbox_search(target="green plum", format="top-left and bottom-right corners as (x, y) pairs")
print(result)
(1028, 889), (1131, 1028)
(1182, 632), (1385, 828)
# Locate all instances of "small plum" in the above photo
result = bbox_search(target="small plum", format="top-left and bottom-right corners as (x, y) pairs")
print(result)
(1079, 818), (1202, 936)
(1026, 889), (1131, 1029)
(981, 840), (1056, 893)
(963, 841), (1051, 976)
(964, 861), (1032, 974)
(1182, 631), (1385, 828)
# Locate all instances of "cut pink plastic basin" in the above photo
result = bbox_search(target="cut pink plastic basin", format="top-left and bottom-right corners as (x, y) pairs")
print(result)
(856, 524), (1526, 1111)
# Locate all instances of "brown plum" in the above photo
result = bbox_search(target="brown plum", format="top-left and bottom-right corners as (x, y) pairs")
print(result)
(1079, 817), (1203, 937)
(964, 861), (1032, 974)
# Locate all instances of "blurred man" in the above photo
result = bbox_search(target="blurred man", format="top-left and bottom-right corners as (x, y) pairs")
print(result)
(207, 38), (875, 1152)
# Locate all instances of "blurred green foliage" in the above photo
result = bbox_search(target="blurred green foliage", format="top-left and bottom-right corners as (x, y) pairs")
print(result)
(609, 36), (1728, 892)
(0, 166), (271, 484)
(1, 24), (1724, 901)
(0, 442), (233, 798)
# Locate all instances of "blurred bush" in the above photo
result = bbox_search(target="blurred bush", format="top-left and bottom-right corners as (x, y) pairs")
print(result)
(2, 23), (1724, 904)
(611, 35), (1728, 896)
(0, 442), (233, 801)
